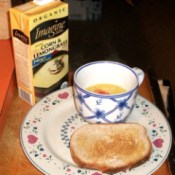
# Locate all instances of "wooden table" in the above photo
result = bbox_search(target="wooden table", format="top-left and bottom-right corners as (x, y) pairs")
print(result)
(0, 74), (172, 175)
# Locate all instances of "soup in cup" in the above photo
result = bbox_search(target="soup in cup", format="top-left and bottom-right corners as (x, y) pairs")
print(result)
(73, 61), (144, 123)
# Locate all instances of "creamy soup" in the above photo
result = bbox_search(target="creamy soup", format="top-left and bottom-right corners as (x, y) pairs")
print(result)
(86, 83), (127, 95)
(34, 54), (68, 88)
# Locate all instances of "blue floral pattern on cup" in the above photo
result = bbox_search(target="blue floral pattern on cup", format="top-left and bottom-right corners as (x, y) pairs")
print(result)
(74, 84), (137, 123)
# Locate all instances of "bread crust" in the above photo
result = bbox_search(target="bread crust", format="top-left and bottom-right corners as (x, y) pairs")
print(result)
(70, 123), (152, 173)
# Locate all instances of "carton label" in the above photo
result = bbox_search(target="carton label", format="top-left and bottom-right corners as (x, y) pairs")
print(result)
(13, 30), (29, 44)
(31, 17), (68, 44)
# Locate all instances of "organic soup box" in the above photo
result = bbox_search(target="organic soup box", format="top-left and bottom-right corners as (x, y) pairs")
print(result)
(10, 0), (69, 105)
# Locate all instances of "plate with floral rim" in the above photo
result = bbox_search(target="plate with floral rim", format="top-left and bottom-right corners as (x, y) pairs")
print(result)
(20, 86), (172, 175)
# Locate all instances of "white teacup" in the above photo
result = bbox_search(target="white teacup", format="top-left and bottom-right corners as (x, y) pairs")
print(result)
(73, 61), (144, 123)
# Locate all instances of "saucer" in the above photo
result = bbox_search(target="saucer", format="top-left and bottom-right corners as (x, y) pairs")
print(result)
(20, 86), (172, 175)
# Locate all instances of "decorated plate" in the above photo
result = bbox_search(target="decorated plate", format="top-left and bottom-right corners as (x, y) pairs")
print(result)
(20, 86), (172, 175)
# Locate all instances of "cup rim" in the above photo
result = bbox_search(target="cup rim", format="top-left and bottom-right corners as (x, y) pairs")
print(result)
(73, 61), (139, 98)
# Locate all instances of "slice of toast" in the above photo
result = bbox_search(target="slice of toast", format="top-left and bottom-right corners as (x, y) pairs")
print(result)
(70, 123), (152, 173)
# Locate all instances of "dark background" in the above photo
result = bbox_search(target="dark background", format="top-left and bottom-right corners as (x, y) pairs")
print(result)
(68, 0), (175, 101)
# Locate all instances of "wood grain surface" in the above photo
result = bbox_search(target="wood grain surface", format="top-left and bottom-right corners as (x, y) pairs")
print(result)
(0, 73), (172, 175)
(0, 0), (11, 39)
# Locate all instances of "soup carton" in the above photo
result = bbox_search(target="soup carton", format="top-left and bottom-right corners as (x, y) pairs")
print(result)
(10, 0), (69, 105)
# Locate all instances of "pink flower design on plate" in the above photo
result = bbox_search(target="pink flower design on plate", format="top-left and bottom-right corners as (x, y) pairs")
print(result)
(58, 92), (69, 99)
(153, 138), (164, 148)
(66, 168), (71, 172)
(27, 134), (38, 144)
(91, 172), (102, 175)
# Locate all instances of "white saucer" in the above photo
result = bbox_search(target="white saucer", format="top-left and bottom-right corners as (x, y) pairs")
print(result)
(20, 86), (172, 175)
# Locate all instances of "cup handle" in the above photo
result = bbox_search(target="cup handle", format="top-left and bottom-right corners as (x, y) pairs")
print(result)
(132, 67), (145, 86)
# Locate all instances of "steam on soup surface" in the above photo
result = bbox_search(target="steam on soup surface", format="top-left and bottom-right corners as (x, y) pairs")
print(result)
(86, 83), (127, 95)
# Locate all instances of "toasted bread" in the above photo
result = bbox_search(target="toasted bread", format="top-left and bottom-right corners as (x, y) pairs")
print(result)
(70, 123), (152, 173)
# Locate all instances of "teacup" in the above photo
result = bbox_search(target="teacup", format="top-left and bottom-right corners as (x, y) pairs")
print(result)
(73, 61), (144, 123)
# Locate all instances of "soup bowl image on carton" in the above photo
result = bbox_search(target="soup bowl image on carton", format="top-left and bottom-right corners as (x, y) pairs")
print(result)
(73, 61), (144, 123)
